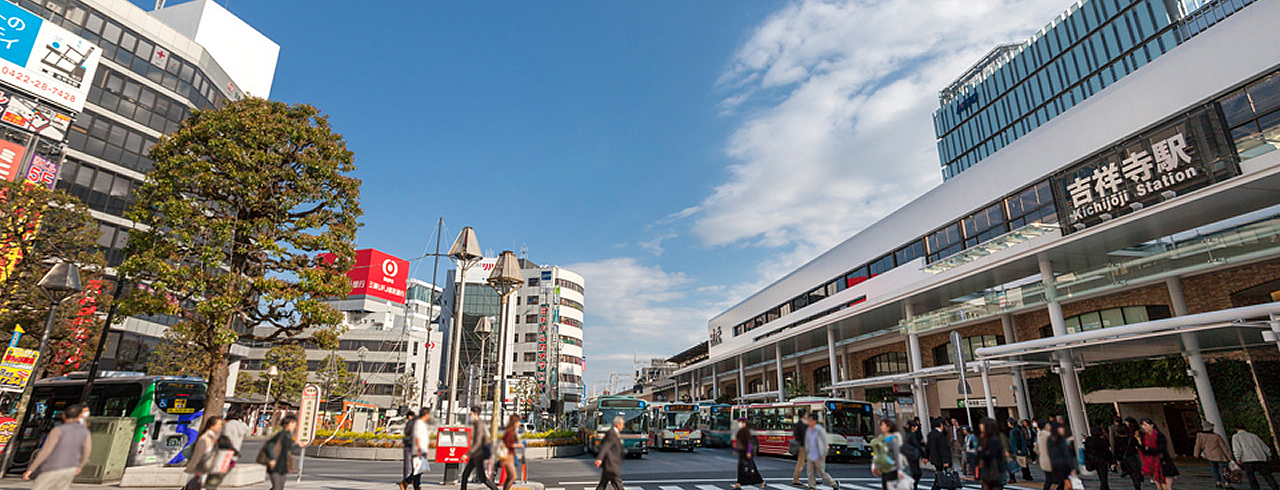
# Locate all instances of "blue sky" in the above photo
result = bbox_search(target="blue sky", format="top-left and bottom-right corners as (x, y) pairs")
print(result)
(148, 0), (1073, 392)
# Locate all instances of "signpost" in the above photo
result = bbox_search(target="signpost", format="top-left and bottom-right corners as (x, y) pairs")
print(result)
(950, 331), (974, 431)
(296, 384), (321, 483)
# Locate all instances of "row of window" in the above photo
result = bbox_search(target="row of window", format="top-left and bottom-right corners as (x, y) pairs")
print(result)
(1222, 71), (1280, 162)
(16, 0), (231, 110)
(559, 297), (584, 312)
(556, 278), (584, 294)
(560, 354), (583, 365)
(66, 110), (160, 174)
(730, 181), (1055, 339)
(936, 0), (1182, 179)
(56, 158), (137, 217)
(87, 67), (190, 135)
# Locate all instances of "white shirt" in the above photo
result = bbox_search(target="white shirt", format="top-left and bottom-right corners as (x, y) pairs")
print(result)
(1233, 430), (1272, 463)
(412, 419), (430, 455)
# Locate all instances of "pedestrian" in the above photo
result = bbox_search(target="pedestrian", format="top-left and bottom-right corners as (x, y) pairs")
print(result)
(1194, 421), (1235, 489)
(902, 420), (925, 490)
(925, 417), (955, 490)
(804, 412), (840, 490)
(498, 414), (523, 490)
(461, 406), (499, 490)
(975, 418), (1007, 490)
(950, 418), (963, 468)
(1115, 418), (1144, 490)
(1007, 419), (1028, 483)
(963, 426), (978, 477)
(399, 409), (432, 490)
(1037, 419), (1053, 482)
(593, 416), (626, 490)
(221, 407), (251, 458)
(260, 415), (299, 490)
(1137, 418), (1177, 490)
(871, 418), (905, 490)
(791, 412), (809, 486)
(1043, 422), (1076, 490)
(1085, 425), (1116, 490)
(733, 417), (765, 490)
(1016, 420), (1035, 482)
(185, 415), (224, 490)
(22, 404), (92, 490)
(1232, 423), (1278, 490)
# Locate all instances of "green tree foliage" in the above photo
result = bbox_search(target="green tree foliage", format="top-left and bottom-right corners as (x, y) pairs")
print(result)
(236, 345), (308, 403)
(117, 98), (363, 415)
(0, 180), (108, 376)
(315, 352), (358, 400)
(147, 332), (218, 378)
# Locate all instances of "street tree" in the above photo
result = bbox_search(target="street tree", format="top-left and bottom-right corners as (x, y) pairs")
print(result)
(392, 372), (419, 409)
(117, 98), (362, 415)
(0, 179), (109, 376)
(147, 332), (218, 378)
(315, 352), (358, 400)
(236, 344), (308, 402)
(511, 377), (538, 416)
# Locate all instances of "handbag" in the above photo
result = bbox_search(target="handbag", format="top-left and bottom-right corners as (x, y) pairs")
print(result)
(892, 472), (915, 490)
(211, 450), (236, 475)
(788, 438), (801, 456)
(411, 456), (430, 475)
(1066, 474), (1086, 489)
(936, 468), (962, 489)
(255, 435), (280, 465)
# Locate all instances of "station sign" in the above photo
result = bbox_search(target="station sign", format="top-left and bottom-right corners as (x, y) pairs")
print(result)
(1053, 107), (1240, 234)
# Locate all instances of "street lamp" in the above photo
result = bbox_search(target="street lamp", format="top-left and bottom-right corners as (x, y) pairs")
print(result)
(0, 261), (82, 477)
(486, 250), (524, 441)
(443, 227), (482, 426)
(474, 316), (493, 415)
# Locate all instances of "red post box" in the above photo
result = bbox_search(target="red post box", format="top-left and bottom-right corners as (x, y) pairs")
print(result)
(435, 426), (472, 464)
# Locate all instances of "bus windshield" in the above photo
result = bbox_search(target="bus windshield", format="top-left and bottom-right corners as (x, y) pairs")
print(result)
(155, 380), (206, 415)
(598, 409), (647, 434)
(661, 411), (699, 431)
(710, 409), (731, 431)
(827, 404), (874, 436)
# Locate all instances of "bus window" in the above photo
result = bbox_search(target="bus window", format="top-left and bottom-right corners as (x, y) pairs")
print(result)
(155, 380), (206, 415)
(86, 383), (143, 417)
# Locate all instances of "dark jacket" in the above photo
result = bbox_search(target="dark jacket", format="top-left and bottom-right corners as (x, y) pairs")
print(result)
(902, 429), (925, 476)
(792, 422), (808, 447)
(976, 436), (1008, 483)
(263, 429), (298, 475)
(1047, 435), (1076, 474)
(1084, 435), (1115, 471)
(1010, 426), (1030, 455)
(926, 428), (953, 467)
(596, 427), (623, 474)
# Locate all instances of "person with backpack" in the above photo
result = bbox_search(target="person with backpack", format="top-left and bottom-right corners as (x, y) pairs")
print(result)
(975, 418), (1008, 490)
(258, 416), (299, 490)
(872, 418), (907, 490)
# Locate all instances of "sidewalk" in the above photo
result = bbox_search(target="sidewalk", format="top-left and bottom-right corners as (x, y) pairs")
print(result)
(991, 457), (1218, 489)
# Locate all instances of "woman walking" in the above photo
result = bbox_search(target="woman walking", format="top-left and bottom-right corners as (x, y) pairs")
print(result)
(1116, 418), (1144, 490)
(963, 426), (979, 478)
(185, 416), (223, 490)
(975, 418), (1008, 490)
(1138, 418), (1178, 490)
(1194, 421), (1234, 489)
(732, 417), (765, 490)
(902, 420), (925, 490)
(1043, 423), (1076, 490)
(871, 419), (905, 490)
(261, 416), (299, 490)
(1085, 425), (1116, 490)
(500, 415), (524, 490)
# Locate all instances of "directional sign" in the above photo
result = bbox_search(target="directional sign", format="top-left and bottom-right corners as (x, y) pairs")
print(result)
(296, 384), (322, 447)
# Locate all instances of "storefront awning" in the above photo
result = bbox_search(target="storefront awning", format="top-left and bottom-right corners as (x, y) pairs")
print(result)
(974, 301), (1280, 365)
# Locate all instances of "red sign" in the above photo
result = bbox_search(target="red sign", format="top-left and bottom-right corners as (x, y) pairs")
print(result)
(0, 138), (25, 182)
(0, 416), (15, 454)
(435, 426), (471, 464)
(322, 249), (410, 304)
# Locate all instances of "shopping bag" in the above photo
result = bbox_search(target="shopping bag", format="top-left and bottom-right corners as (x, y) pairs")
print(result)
(411, 456), (430, 475)
(212, 450), (236, 475)
(1066, 474), (1086, 490)
(893, 472), (916, 490)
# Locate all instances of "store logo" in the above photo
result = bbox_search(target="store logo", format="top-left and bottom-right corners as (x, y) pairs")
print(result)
(382, 258), (398, 278)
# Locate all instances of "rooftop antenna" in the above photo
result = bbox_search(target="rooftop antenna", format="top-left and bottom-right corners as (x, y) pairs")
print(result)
(520, 244), (528, 261)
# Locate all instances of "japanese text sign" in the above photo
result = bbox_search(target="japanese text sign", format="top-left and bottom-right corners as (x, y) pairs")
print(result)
(0, 346), (38, 392)
(0, 2), (100, 111)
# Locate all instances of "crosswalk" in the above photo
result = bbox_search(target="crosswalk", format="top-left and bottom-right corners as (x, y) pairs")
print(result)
(546, 480), (985, 490)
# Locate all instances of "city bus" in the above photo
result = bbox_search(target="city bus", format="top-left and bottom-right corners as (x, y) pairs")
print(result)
(647, 402), (701, 451)
(700, 403), (733, 447)
(9, 373), (207, 469)
(733, 397), (875, 460)
(580, 395), (649, 458)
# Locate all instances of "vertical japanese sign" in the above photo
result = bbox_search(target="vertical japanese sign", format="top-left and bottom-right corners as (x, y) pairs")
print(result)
(1053, 110), (1238, 233)
(0, 137), (24, 182)
(23, 153), (57, 189)
(535, 303), (548, 393)
(0, 346), (39, 392)
(296, 384), (321, 446)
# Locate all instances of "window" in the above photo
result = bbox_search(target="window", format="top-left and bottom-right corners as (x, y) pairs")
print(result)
(868, 254), (895, 276)
(962, 203), (1008, 247)
(559, 297), (584, 311)
(556, 278), (585, 294)
(524, 333), (536, 342)
(523, 353), (536, 362)
(845, 266), (869, 288)
(524, 314), (537, 324)
(814, 365), (832, 392)
(526, 296), (539, 305)
(1006, 181), (1057, 228)
(1041, 305), (1173, 336)
(527, 278), (539, 287)
(864, 352), (909, 377)
(926, 223), (963, 262)
(933, 335), (1004, 365)
(894, 240), (925, 266)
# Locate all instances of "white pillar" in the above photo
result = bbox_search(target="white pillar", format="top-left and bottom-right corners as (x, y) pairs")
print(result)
(775, 343), (786, 402)
(827, 327), (840, 388)
(1167, 277), (1227, 439)
(738, 355), (746, 400)
(1039, 257), (1088, 452)
(906, 303), (930, 424)
(1001, 314), (1032, 421)
(712, 362), (719, 401)
(980, 361), (996, 419)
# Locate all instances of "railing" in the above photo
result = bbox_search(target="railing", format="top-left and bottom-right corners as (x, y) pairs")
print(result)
(1176, 0), (1256, 39)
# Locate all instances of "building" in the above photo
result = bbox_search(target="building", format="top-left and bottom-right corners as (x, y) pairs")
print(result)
(669, 0), (1280, 455)
(0, 0), (279, 395)
(439, 258), (586, 422)
(240, 249), (444, 410)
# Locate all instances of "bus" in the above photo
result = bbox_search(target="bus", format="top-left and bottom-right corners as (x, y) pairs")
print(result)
(647, 402), (701, 451)
(580, 395), (649, 458)
(9, 374), (207, 469)
(700, 403), (733, 447)
(733, 397), (875, 461)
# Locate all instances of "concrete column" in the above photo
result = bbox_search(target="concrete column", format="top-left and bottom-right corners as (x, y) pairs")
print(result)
(906, 303), (930, 423)
(775, 343), (786, 402)
(737, 355), (746, 400)
(1001, 314), (1032, 421)
(712, 362), (719, 401)
(827, 327), (840, 388)
(980, 361), (996, 419)
(1167, 277), (1227, 439)
(1039, 257), (1089, 451)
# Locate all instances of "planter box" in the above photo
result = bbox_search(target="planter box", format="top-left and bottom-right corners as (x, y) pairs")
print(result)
(305, 445), (418, 461)
(522, 444), (583, 460)
(120, 463), (265, 487)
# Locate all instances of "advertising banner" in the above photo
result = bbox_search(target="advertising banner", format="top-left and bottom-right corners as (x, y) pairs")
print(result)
(0, 137), (25, 182)
(347, 249), (409, 304)
(23, 153), (57, 189)
(0, 346), (39, 393)
(1053, 107), (1239, 234)
(536, 304), (548, 392)
(0, 89), (71, 140)
(296, 384), (321, 447)
(0, 1), (102, 111)
(0, 416), (15, 455)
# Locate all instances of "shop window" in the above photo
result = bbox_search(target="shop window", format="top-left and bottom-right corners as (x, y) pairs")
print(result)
(864, 351), (910, 377)
(1038, 305), (1172, 337)
(933, 335), (1004, 365)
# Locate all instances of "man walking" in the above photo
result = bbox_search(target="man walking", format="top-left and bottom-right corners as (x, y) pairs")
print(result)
(925, 417), (955, 490)
(23, 404), (92, 490)
(1233, 423), (1279, 490)
(461, 407), (498, 490)
(594, 416), (626, 490)
(804, 413), (839, 490)
(791, 412), (808, 486)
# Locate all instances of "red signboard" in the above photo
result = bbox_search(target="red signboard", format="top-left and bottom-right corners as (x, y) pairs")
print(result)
(321, 249), (410, 304)
(435, 426), (471, 464)
(0, 138), (25, 182)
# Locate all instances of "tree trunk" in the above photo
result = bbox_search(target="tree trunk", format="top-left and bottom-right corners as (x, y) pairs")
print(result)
(204, 345), (230, 418)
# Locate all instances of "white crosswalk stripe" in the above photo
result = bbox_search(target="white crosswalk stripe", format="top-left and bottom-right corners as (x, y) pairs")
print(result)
(696, 485), (724, 490)
(660, 486), (685, 490)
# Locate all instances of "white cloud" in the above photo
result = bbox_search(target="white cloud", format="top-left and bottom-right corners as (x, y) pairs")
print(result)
(691, 0), (1069, 281)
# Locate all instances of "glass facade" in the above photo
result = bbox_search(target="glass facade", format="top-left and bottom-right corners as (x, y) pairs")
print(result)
(936, 0), (1186, 179)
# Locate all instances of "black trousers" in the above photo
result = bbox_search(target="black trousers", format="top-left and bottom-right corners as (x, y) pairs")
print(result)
(400, 472), (421, 490)
(1096, 466), (1111, 490)
(595, 470), (624, 490)
(1244, 462), (1280, 490)
(461, 459), (498, 490)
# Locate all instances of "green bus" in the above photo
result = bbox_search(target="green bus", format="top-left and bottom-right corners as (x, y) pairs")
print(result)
(10, 373), (207, 469)
(580, 395), (649, 458)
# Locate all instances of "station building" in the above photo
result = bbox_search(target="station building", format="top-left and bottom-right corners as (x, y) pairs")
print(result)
(670, 0), (1280, 453)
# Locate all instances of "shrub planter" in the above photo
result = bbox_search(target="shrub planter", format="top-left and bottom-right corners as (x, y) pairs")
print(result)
(521, 443), (584, 460)
(305, 445), (410, 461)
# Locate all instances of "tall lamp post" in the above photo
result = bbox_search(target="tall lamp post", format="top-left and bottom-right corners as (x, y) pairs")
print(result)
(441, 227), (481, 484)
(486, 251), (523, 441)
(0, 262), (82, 477)
(264, 365), (279, 430)
(473, 316), (493, 415)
